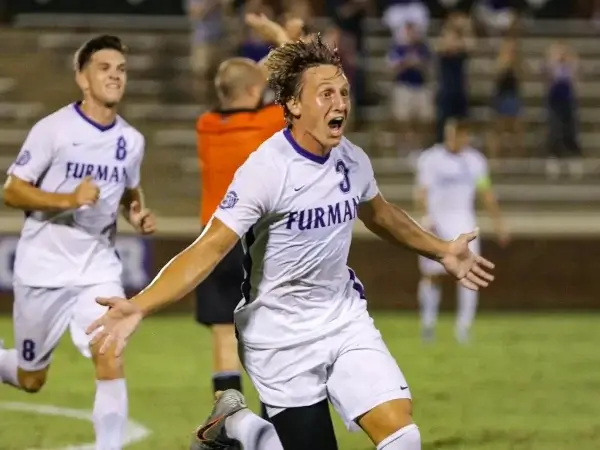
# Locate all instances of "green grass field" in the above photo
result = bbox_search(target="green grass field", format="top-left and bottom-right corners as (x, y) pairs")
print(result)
(1, 313), (600, 450)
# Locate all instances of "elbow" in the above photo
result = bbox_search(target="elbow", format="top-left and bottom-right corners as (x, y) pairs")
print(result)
(370, 207), (393, 232)
(2, 184), (18, 208)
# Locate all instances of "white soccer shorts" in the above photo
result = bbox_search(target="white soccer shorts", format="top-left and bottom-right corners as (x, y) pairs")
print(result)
(12, 282), (124, 371)
(241, 311), (411, 431)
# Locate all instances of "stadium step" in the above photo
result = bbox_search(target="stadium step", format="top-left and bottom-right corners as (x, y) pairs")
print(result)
(0, 78), (16, 97)
(365, 35), (600, 56)
(0, 102), (45, 122)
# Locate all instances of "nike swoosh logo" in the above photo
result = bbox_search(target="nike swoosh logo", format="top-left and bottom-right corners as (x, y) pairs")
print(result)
(294, 186), (304, 191)
(199, 415), (224, 441)
(400, 386), (409, 390)
(72, 143), (82, 146)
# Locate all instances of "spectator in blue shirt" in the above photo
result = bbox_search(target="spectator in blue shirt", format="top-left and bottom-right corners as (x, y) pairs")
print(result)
(388, 22), (433, 152)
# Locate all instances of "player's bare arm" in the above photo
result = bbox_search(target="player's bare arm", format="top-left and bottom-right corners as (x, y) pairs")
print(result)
(120, 186), (156, 235)
(3, 174), (99, 211)
(86, 218), (239, 355)
(477, 183), (509, 246)
(413, 185), (432, 231)
(359, 193), (495, 290)
(359, 193), (448, 260)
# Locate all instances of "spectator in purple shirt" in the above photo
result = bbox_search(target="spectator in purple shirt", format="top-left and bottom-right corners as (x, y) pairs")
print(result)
(388, 22), (433, 153)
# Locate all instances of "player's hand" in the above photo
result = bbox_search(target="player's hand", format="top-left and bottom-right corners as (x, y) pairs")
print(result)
(284, 17), (305, 41)
(245, 13), (290, 45)
(72, 176), (100, 207)
(440, 229), (495, 291)
(86, 297), (143, 356)
(128, 200), (157, 235)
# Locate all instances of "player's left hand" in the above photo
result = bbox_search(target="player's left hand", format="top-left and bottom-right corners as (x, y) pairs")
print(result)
(440, 229), (495, 291)
(86, 297), (143, 356)
(129, 200), (156, 235)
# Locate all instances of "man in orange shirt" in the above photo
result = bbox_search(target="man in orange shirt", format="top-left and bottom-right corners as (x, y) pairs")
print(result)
(194, 56), (285, 415)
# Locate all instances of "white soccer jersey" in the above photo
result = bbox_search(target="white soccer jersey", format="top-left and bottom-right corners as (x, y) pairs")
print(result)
(415, 144), (488, 237)
(213, 129), (378, 350)
(7, 102), (145, 287)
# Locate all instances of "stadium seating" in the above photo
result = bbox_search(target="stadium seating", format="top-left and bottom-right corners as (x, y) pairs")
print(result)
(0, 19), (598, 216)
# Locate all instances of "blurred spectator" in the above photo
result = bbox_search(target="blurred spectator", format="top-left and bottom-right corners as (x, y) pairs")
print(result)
(326, 0), (373, 124)
(487, 36), (524, 158)
(186, 0), (225, 104)
(238, 4), (274, 62)
(281, 0), (313, 23)
(387, 22), (433, 153)
(474, 0), (519, 35)
(383, 0), (430, 43)
(434, 13), (474, 143)
(544, 42), (583, 179)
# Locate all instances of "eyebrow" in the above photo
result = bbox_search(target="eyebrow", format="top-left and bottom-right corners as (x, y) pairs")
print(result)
(317, 82), (350, 90)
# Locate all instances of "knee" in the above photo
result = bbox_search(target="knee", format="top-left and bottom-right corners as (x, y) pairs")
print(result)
(91, 343), (124, 380)
(358, 398), (414, 444)
(18, 368), (48, 393)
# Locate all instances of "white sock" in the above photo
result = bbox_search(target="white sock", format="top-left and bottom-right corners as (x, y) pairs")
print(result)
(93, 379), (128, 450)
(225, 409), (283, 450)
(0, 348), (20, 387)
(418, 279), (440, 329)
(456, 285), (478, 331)
(377, 424), (421, 449)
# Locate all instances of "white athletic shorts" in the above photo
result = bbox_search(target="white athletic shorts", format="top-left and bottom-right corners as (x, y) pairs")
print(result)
(240, 311), (411, 431)
(419, 225), (480, 276)
(12, 282), (124, 371)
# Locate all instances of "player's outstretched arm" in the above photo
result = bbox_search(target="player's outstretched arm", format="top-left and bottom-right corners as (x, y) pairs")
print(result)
(86, 218), (239, 355)
(359, 193), (495, 290)
(359, 193), (449, 261)
(3, 174), (98, 211)
(133, 217), (238, 315)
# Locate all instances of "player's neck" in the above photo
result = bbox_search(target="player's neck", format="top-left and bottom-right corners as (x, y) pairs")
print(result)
(78, 100), (118, 127)
(289, 126), (331, 158)
(220, 97), (259, 111)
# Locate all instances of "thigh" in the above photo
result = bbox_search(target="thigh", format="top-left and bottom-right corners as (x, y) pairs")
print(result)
(415, 88), (433, 122)
(327, 315), (411, 431)
(270, 400), (338, 450)
(195, 242), (244, 325)
(12, 285), (76, 371)
(392, 86), (411, 122)
(70, 282), (125, 358)
(240, 340), (332, 411)
(191, 44), (211, 75)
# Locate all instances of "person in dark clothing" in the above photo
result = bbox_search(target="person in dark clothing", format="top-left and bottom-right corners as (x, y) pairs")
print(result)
(544, 42), (583, 179)
(326, 0), (372, 121)
(434, 14), (474, 143)
(488, 36), (524, 158)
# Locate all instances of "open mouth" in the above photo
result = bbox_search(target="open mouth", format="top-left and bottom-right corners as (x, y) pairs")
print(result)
(327, 116), (344, 135)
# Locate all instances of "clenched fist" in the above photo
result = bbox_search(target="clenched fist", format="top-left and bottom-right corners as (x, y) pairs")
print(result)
(71, 176), (100, 208)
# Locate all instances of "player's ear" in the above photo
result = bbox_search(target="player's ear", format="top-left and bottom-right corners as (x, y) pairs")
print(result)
(75, 69), (88, 91)
(286, 97), (301, 118)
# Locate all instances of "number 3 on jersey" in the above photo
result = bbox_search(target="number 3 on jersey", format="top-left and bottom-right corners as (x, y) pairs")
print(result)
(115, 136), (127, 161)
(336, 160), (351, 194)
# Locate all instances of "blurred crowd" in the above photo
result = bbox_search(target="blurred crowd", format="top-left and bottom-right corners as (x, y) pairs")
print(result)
(186, 0), (598, 175)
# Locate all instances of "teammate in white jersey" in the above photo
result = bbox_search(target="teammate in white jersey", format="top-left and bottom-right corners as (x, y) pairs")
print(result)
(0, 35), (156, 450)
(415, 119), (508, 344)
(87, 36), (495, 450)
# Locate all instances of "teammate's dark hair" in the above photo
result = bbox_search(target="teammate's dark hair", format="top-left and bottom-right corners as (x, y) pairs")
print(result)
(265, 34), (342, 124)
(73, 35), (127, 72)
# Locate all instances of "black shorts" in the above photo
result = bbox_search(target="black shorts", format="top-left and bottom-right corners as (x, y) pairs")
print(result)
(194, 241), (244, 326)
